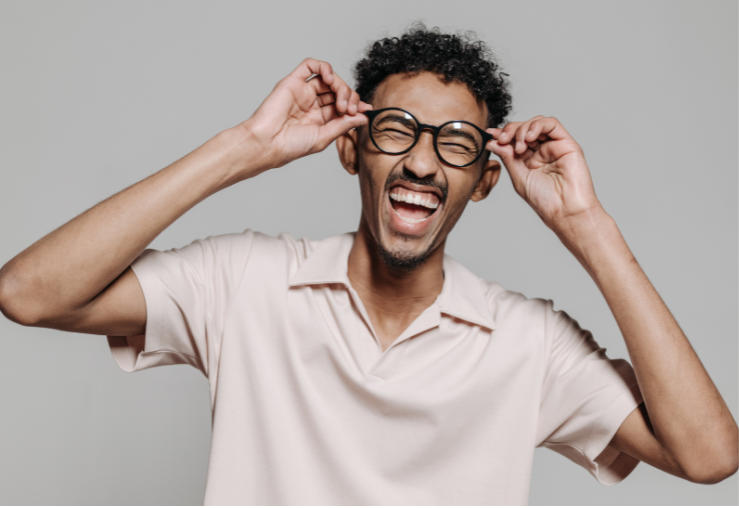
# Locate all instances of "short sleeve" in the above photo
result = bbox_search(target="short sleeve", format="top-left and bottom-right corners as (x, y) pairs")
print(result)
(107, 229), (257, 377)
(536, 301), (643, 485)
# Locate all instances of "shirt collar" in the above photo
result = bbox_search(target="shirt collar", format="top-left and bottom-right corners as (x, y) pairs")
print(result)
(288, 232), (355, 288)
(289, 232), (496, 331)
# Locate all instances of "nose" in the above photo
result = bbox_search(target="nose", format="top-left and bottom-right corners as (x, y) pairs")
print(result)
(403, 129), (440, 180)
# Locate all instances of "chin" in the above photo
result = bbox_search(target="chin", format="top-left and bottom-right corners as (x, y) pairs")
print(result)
(376, 240), (432, 273)
(375, 216), (445, 273)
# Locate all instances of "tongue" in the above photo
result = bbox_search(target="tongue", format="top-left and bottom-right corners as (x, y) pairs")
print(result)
(394, 201), (432, 220)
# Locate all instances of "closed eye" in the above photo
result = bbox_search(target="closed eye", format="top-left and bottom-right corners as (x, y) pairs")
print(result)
(440, 129), (480, 152)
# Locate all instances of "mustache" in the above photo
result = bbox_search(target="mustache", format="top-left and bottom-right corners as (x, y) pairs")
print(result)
(385, 169), (448, 202)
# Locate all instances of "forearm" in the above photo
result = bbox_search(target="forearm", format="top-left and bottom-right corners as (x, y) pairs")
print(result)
(0, 56), (367, 328)
(0, 126), (254, 324)
(554, 206), (738, 474)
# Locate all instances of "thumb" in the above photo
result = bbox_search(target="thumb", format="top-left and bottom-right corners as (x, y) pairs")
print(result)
(487, 139), (529, 195)
(315, 114), (368, 151)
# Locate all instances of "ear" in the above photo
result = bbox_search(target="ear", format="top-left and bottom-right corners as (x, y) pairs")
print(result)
(336, 128), (360, 175)
(470, 159), (501, 202)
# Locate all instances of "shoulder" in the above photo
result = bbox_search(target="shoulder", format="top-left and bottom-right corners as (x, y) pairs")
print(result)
(137, 229), (319, 279)
(480, 279), (563, 335)
(207, 229), (319, 276)
(190, 228), (318, 259)
(480, 279), (550, 315)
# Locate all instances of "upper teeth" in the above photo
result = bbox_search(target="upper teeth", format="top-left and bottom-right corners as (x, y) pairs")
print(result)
(389, 191), (439, 209)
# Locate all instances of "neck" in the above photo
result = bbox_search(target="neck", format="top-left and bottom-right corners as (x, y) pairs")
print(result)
(347, 218), (445, 310)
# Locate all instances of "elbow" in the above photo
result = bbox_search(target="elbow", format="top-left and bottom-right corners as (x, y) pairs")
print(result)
(712, 463), (738, 484)
(0, 267), (43, 327)
(687, 461), (738, 485)
(683, 430), (739, 484)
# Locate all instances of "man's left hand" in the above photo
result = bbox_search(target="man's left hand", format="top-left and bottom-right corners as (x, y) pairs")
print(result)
(486, 116), (602, 231)
(488, 116), (739, 484)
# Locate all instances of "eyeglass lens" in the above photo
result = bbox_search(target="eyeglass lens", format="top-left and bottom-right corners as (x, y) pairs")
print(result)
(370, 109), (484, 167)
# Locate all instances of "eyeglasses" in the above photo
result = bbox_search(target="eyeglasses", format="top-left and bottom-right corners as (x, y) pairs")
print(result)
(364, 108), (492, 168)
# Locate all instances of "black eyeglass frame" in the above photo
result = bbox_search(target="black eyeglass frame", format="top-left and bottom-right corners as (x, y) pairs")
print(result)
(363, 107), (493, 168)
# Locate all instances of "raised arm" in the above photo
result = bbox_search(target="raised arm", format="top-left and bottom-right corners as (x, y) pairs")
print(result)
(487, 116), (738, 484)
(0, 58), (370, 337)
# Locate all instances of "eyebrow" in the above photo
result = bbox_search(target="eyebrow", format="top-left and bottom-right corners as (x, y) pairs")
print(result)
(441, 128), (480, 152)
(375, 114), (417, 129)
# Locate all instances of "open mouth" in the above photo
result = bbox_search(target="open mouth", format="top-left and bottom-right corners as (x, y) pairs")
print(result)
(388, 186), (441, 224)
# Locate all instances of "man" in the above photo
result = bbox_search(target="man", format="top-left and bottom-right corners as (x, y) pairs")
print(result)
(0, 25), (736, 505)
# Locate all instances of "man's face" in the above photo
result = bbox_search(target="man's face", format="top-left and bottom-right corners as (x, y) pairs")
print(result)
(349, 71), (495, 271)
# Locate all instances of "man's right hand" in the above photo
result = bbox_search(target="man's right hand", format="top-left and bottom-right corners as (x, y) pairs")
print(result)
(237, 58), (371, 176)
(0, 57), (369, 335)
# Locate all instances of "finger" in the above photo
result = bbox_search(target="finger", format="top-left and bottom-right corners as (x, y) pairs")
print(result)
(514, 116), (547, 154)
(486, 140), (529, 195)
(292, 58), (335, 86)
(330, 74), (352, 115)
(318, 96), (371, 125)
(513, 121), (534, 154)
(486, 138), (513, 160)
(315, 113), (369, 151)
(357, 101), (373, 113)
(347, 90), (360, 116)
(488, 127), (504, 140)
(318, 100), (368, 124)
(318, 99), (340, 123)
(524, 117), (547, 144)
(316, 92), (336, 107)
(533, 116), (571, 141)
(496, 122), (522, 145)
(306, 75), (331, 95)
(520, 142), (542, 165)
(321, 102), (352, 125)
(319, 101), (348, 124)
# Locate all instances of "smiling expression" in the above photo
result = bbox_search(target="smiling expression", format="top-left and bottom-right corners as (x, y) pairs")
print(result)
(339, 71), (499, 271)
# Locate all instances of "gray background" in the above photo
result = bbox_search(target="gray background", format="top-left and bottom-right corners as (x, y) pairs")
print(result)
(0, 0), (736, 505)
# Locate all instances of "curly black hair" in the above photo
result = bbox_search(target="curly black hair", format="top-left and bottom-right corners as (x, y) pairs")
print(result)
(354, 23), (512, 128)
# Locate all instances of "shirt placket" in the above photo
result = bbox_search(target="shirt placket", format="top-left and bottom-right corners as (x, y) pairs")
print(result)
(346, 286), (442, 380)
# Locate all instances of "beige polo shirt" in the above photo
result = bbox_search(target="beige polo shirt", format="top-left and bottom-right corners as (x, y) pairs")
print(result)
(108, 230), (643, 505)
